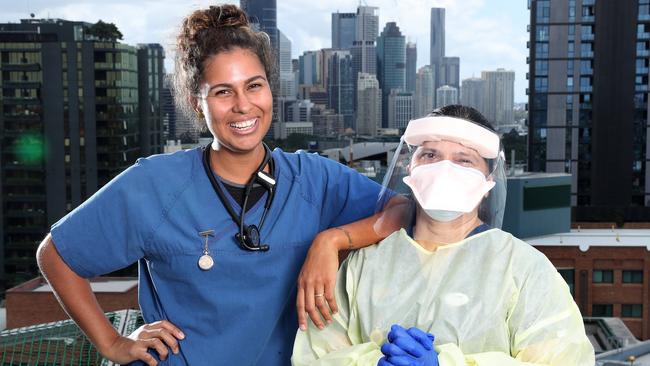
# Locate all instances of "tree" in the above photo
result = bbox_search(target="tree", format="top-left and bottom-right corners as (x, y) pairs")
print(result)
(85, 20), (123, 41)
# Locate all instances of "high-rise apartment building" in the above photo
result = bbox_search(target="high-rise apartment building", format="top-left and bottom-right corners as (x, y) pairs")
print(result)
(461, 77), (486, 116)
(356, 73), (382, 136)
(436, 85), (459, 108)
(528, 0), (650, 221)
(415, 66), (435, 118)
(0, 18), (164, 293)
(387, 89), (413, 130)
(440, 56), (460, 90)
(482, 68), (515, 128)
(327, 50), (354, 129)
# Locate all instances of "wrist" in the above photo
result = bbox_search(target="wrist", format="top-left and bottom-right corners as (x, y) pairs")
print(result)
(96, 331), (123, 358)
(332, 227), (354, 251)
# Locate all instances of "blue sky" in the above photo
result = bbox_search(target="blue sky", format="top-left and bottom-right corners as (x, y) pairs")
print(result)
(3, 0), (529, 102)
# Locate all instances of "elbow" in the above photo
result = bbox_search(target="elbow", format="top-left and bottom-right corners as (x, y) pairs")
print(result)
(36, 233), (54, 275)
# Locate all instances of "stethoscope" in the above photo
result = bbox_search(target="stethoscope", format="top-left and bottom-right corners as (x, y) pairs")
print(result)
(201, 142), (276, 262)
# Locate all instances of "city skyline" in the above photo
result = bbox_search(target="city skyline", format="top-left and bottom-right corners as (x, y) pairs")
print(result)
(2, 0), (529, 102)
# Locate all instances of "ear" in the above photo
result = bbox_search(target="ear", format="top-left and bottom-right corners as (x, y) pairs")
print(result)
(189, 95), (201, 114)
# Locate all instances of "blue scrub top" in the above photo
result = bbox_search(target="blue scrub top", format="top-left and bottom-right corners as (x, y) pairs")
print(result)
(50, 147), (383, 365)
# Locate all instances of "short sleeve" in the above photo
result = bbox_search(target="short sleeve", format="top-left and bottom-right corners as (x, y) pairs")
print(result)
(313, 155), (385, 229)
(50, 158), (163, 278)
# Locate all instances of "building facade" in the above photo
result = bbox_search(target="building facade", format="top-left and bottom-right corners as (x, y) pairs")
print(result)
(436, 85), (458, 108)
(415, 65), (435, 118)
(406, 42), (417, 94)
(377, 22), (406, 128)
(529, 229), (650, 340)
(0, 19), (164, 294)
(356, 72), (382, 136)
(528, 0), (650, 221)
(387, 89), (413, 130)
(461, 77), (486, 116)
(332, 12), (356, 49)
(482, 68), (515, 128)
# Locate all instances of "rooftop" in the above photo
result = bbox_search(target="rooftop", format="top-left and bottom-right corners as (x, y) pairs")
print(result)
(526, 228), (650, 251)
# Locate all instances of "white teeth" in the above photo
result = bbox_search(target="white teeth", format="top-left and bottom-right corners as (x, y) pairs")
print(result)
(229, 119), (256, 130)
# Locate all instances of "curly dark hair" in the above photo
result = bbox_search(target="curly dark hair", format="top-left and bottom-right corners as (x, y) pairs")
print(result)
(172, 4), (277, 126)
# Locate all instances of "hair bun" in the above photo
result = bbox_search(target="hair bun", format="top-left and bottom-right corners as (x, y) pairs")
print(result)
(208, 4), (249, 28)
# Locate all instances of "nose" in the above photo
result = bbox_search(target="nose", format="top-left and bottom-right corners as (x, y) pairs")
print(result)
(233, 91), (253, 113)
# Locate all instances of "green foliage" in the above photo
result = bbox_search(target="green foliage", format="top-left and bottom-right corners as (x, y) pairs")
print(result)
(265, 133), (315, 152)
(85, 20), (123, 41)
(501, 129), (528, 162)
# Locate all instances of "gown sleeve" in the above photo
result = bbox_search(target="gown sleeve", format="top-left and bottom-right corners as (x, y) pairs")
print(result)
(292, 252), (384, 366)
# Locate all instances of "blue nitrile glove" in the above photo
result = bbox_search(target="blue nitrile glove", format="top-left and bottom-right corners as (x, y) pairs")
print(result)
(378, 324), (439, 366)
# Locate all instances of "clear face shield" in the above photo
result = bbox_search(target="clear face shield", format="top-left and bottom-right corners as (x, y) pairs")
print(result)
(375, 115), (507, 236)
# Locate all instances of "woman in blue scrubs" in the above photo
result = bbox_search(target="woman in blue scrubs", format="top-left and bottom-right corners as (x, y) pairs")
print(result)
(36, 4), (399, 366)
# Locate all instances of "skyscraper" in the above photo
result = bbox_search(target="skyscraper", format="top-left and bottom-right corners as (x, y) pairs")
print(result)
(278, 30), (295, 98)
(387, 89), (414, 130)
(461, 77), (486, 116)
(0, 18), (164, 293)
(240, 0), (278, 53)
(482, 68), (515, 128)
(415, 66), (435, 118)
(430, 8), (460, 91)
(430, 8), (445, 69)
(528, 0), (649, 221)
(332, 12), (356, 49)
(377, 22), (406, 127)
(356, 73), (382, 136)
(137, 43), (165, 156)
(440, 56), (460, 90)
(436, 85), (458, 108)
(406, 42), (417, 93)
(351, 5), (379, 111)
(327, 50), (355, 129)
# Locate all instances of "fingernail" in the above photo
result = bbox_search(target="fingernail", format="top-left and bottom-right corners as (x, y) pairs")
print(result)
(318, 325), (324, 330)
(327, 319), (332, 324)
(300, 324), (306, 331)
(332, 310), (338, 314)
(177, 331), (185, 339)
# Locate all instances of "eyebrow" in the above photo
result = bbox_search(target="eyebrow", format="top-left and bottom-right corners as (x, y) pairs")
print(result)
(207, 75), (267, 92)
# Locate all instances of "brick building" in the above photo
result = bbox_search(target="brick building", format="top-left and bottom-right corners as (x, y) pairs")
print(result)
(5, 276), (138, 329)
(528, 228), (650, 340)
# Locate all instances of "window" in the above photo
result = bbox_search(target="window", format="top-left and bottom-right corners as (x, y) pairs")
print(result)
(568, 41), (575, 57)
(558, 269), (575, 296)
(622, 270), (643, 283)
(593, 270), (613, 283)
(567, 77), (574, 89)
(535, 77), (548, 92)
(592, 304), (613, 317)
(538, 26), (549, 41)
(622, 304), (642, 317)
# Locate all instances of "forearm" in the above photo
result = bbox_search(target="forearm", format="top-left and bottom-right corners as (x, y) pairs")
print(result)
(36, 234), (121, 355)
(330, 195), (410, 251)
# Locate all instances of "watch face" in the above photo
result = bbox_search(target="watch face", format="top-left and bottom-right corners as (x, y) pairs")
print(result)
(248, 225), (260, 246)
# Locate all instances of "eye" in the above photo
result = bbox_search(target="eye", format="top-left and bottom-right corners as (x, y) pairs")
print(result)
(456, 158), (475, 167)
(247, 82), (265, 91)
(209, 89), (231, 98)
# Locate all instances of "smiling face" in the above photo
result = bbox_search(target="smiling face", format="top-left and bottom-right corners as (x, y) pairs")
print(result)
(410, 140), (489, 176)
(196, 47), (273, 153)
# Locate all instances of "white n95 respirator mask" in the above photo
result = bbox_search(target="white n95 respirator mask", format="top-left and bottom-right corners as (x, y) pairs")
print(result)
(403, 160), (496, 222)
